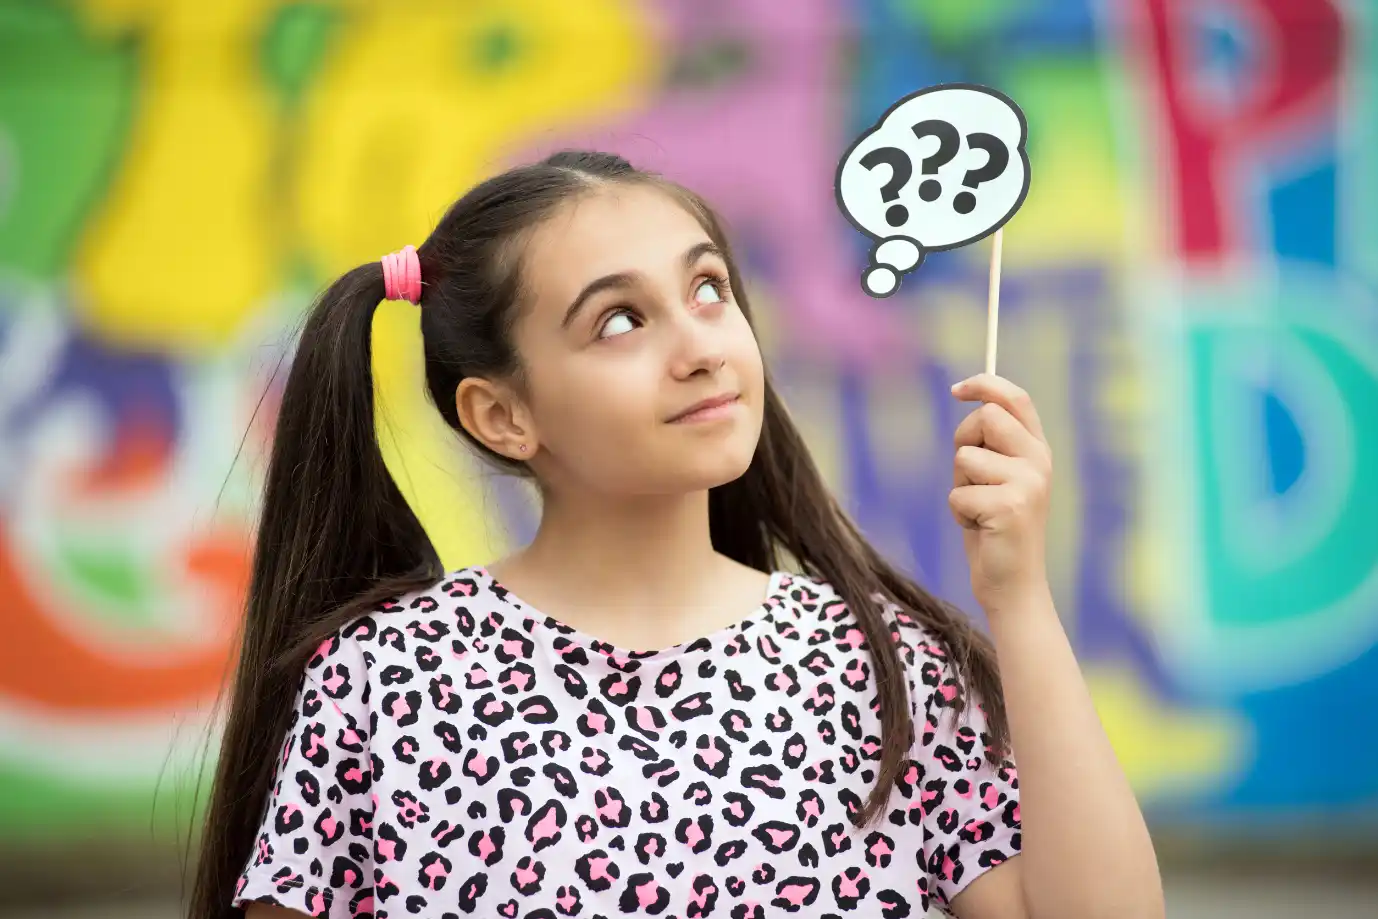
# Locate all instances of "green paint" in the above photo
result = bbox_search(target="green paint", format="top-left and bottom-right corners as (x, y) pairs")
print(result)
(0, 1), (136, 281)
(260, 2), (341, 111)
(896, 0), (1025, 46)
(1347, 7), (1378, 286)
(665, 38), (752, 90)
(55, 539), (157, 625)
(0, 757), (210, 840)
(1191, 292), (1378, 628)
(1005, 55), (1119, 173)
(474, 21), (522, 74)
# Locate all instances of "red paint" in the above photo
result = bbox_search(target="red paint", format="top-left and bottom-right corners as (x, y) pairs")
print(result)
(1134, 0), (1342, 262)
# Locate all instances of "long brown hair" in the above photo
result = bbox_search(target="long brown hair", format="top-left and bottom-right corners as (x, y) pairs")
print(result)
(188, 150), (1006, 918)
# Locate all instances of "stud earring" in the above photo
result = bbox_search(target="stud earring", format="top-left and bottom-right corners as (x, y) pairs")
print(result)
(518, 444), (528, 453)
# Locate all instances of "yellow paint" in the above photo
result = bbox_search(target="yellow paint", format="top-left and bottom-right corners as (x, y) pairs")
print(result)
(75, 0), (654, 565)
(371, 301), (507, 570)
(1086, 665), (1245, 798)
(290, 0), (652, 567)
(1000, 63), (1128, 265)
(74, 0), (281, 351)
(291, 0), (653, 275)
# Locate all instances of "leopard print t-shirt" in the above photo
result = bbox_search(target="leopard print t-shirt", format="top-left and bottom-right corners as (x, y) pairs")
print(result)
(233, 567), (1021, 918)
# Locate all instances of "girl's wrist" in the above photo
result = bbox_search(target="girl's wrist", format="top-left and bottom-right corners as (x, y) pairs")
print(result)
(978, 575), (1055, 621)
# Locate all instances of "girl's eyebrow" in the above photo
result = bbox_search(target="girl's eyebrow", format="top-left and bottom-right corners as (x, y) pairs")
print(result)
(560, 241), (723, 329)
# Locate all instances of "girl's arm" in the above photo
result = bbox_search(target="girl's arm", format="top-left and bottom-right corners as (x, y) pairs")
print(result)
(944, 374), (1165, 919)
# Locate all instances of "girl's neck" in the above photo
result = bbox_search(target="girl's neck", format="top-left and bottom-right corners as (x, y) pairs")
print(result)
(499, 487), (729, 607)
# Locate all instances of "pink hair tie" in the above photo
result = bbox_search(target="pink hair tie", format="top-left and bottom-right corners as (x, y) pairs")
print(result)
(381, 244), (422, 304)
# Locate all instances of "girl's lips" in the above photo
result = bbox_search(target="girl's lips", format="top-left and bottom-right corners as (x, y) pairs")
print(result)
(668, 393), (741, 423)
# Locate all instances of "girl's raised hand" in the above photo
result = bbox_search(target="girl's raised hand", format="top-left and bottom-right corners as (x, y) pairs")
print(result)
(949, 373), (1053, 613)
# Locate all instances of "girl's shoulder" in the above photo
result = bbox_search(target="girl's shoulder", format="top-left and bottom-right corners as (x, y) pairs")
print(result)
(771, 571), (957, 681)
(304, 565), (500, 672)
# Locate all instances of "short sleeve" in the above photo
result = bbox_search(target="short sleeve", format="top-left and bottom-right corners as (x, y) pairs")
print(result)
(901, 630), (1022, 916)
(233, 633), (377, 918)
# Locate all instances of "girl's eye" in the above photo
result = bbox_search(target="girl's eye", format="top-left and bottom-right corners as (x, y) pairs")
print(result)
(598, 309), (638, 339)
(695, 277), (727, 305)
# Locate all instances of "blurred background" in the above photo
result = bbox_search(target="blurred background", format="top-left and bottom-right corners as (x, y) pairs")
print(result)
(1, 0), (1375, 916)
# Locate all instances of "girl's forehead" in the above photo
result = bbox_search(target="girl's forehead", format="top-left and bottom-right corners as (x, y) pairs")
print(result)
(522, 187), (715, 291)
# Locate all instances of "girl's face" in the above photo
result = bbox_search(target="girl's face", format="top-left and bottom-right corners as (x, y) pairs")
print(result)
(507, 184), (766, 499)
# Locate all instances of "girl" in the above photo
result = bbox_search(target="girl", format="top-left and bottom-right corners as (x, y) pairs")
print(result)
(191, 151), (1162, 919)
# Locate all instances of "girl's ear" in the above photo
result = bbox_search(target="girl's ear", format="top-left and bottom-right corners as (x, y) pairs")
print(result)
(455, 378), (538, 460)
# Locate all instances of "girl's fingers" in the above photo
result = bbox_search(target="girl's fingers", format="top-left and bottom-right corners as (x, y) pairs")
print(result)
(949, 484), (1004, 529)
(952, 373), (1046, 442)
(954, 400), (1048, 465)
(953, 445), (1024, 487)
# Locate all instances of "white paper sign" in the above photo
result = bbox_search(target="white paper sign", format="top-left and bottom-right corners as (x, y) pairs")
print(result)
(835, 84), (1031, 298)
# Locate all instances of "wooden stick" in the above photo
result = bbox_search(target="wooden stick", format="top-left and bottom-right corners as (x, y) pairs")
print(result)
(985, 228), (1003, 376)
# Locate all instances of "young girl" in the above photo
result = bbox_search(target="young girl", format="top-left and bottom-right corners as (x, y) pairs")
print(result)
(191, 151), (1162, 919)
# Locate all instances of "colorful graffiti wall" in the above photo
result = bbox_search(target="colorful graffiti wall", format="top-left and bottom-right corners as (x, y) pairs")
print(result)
(0, 0), (1374, 847)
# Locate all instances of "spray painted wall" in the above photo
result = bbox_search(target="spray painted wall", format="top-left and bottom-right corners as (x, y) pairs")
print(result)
(0, 0), (1373, 843)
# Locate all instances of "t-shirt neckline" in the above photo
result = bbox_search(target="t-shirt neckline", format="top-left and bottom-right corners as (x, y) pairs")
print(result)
(473, 566), (790, 661)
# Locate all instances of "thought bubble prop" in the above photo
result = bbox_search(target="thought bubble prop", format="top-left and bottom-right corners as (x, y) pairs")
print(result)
(835, 84), (1030, 299)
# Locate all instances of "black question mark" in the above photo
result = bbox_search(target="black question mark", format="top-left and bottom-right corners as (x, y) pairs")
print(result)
(954, 132), (1009, 215)
(858, 147), (913, 227)
(910, 120), (960, 203)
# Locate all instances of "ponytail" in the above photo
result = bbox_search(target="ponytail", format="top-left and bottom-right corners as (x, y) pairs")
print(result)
(188, 263), (442, 919)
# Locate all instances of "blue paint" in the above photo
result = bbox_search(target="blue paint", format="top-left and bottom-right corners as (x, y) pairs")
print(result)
(1218, 636), (1378, 810)
(1269, 159), (1338, 267)
(1263, 388), (1305, 495)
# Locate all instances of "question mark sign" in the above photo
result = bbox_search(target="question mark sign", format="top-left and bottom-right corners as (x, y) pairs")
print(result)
(954, 132), (1009, 214)
(858, 147), (913, 227)
(910, 120), (960, 202)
